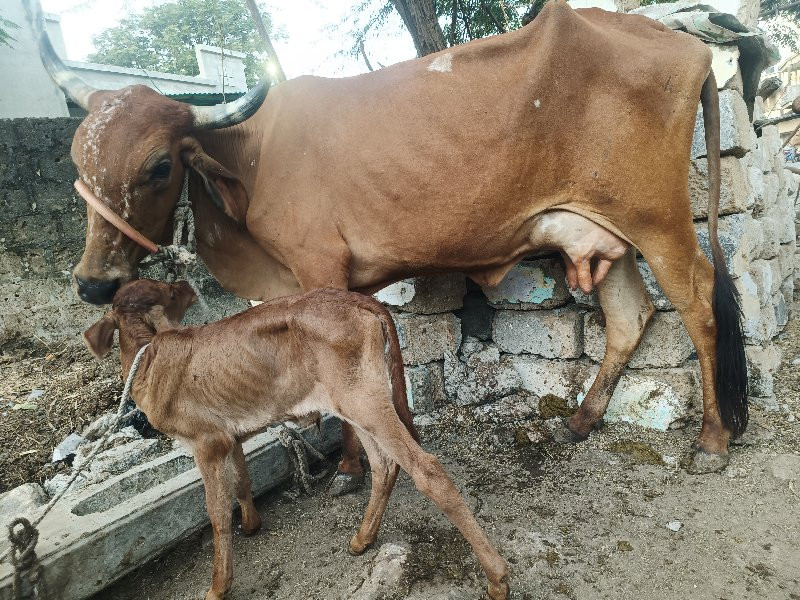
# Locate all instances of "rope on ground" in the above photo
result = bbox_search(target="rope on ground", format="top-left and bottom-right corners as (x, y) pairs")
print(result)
(0, 345), (150, 584)
(277, 425), (330, 495)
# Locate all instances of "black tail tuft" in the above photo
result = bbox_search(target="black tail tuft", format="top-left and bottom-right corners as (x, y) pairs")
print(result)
(712, 266), (748, 439)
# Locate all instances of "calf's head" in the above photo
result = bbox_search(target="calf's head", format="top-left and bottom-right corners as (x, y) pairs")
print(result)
(83, 280), (197, 359)
(37, 27), (267, 304)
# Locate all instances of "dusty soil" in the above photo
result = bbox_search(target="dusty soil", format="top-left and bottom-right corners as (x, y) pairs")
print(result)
(0, 340), (122, 492)
(91, 317), (800, 599)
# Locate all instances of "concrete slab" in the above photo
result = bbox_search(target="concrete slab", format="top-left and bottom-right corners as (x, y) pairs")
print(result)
(0, 418), (341, 600)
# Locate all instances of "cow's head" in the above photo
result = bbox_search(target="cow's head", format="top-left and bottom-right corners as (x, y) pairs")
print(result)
(38, 27), (267, 304)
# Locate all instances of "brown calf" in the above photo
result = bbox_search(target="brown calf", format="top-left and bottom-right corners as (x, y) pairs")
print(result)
(83, 280), (509, 600)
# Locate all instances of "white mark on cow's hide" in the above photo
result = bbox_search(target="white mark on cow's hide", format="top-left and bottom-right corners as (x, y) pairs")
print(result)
(250, 159), (256, 167)
(533, 99), (541, 108)
(427, 53), (453, 73)
(537, 212), (564, 237)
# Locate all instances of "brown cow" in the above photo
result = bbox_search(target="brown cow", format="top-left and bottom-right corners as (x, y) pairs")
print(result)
(39, 1), (747, 485)
(83, 279), (510, 600)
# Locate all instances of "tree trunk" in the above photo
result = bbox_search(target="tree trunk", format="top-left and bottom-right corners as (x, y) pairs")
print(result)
(391, 0), (448, 57)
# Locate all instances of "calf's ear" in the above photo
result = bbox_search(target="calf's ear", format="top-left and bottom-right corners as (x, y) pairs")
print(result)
(180, 138), (248, 224)
(83, 312), (118, 358)
(172, 281), (198, 308)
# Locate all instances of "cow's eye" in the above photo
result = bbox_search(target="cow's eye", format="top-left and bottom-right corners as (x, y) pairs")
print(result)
(151, 161), (172, 181)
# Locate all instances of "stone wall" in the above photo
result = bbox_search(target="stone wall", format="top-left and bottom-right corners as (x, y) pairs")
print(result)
(383, 68), (797, 426)
(0, 118), (246, 352)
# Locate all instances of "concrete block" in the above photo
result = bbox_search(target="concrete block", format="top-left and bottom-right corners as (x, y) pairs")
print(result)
(754, 215), (779, 260)
(509, 355), (594, 403)
(692, 90), (753, 158)
(392, 312), (461, 366)
(778, 243), (795, 284)
(0, 419), (341, 600)
(483, 258), (571, 310)
(742, 299), (778, 344)
(493, 307), (583, 358)
(569, 287), (599, 307)
(774, 291), (789, 330)
(758, 126), (782, 173)
(374, 274), (465, 314)
(780, 274), (794, 307)
(746, 344), (781, 398)
(404, 361), (446, 413)
(637, 260), (672, 310)
(578, 364), (701, 431)
(443, 342), (522, 406)
(752, 171), (779, 217)
(0, 484), (48, 530)
(472, 392), (540, 423)
(689, 156), (752, 218)
(584, 310), (693, 368)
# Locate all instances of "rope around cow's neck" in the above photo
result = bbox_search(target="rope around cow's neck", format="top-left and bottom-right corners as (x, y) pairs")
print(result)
(0, 344), (150, 573)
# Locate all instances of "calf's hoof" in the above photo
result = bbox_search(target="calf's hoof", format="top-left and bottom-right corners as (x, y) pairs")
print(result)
(205, 589), (226, 600)
(487, 580), (510, 600)
(241, 513), (262, 536)
(329, 472), (365, 497)
(348, 534), (373, 556)
(687, 449), (729, 474)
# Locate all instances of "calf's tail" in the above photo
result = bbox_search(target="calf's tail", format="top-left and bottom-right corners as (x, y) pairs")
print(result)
(701, 70), (749, 438)
(362, 300), (420, 442)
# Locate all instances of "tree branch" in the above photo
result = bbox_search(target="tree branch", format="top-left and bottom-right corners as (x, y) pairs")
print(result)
(244, 0), (286, 83)
(760, 0), (800, 18)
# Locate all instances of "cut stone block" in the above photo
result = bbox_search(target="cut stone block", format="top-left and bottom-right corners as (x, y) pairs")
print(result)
(392, 312), (461, 366)
(0, 483), (48, 530)
(692, 90), (753, 158)
(637, 260), (672, 311)
(746, 344), (781, 399)
(757, 125), (781, 173)
(583, 310), (694, 368)
(509, 356), (594, 403)
(374, 273), (466, 314)
(459, 288), (495, 341)
(578, 365), (701, 431)
(404, 361), (446, 413)
(443, 342), (522, 406)
(689, 156), (752, 218)
(493, 307), (583, 358)
(483, 258), (571, 310)
(695, 213), (751, 275)
(569, 287), (599, 307)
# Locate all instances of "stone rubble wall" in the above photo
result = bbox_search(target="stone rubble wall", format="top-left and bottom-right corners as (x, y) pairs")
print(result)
(382, 56), (797, 426)
(0, 118), (247, 352)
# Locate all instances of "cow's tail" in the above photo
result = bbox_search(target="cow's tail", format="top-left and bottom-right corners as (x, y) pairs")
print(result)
(701, 70), (748, 439)
(367, 301), (420, 443)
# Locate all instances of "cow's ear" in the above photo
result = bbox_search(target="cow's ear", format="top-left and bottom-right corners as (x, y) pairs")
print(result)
(83, 312), (118, 358)
(180, 138), (248, 224)
(144, 305), (178, 331)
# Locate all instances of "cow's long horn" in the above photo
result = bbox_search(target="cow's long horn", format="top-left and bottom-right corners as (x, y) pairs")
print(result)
(190, 81), (270, 129)
(35, 9), (97, 110)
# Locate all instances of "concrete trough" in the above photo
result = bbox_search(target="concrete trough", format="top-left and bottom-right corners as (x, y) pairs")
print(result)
(0, 418), (341, 600)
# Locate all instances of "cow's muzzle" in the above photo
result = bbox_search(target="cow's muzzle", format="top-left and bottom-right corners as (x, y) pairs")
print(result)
(75, 276), (120, 305)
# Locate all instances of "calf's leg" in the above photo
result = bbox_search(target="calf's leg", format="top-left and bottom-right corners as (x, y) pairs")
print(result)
(232, 441), (261, 535)
(348, 432), (400, 555)
(566, 247), (654, 439)
(194, 435), (236, 600)
(338, 403), (509, 600)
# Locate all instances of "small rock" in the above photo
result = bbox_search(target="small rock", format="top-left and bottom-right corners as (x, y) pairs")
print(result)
(350, 543), (409, 600)
(726, 467), (747, 479)
(0, 483), (48, 527)
(770, 454), (800, 481)
(51, 433), (85, 463)
(82, 412), (118, 441)
(44, 473), (85, 498)
(791, 357), (800, 366)
(665, 520), (683, 532)
(27, 389), (45, 400)
(617, 540), (633, 552)
(473, 392), (539, 423)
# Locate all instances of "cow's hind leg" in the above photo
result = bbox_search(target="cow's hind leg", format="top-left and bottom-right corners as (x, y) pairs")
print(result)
(639, 240), (747, 474)
(564, 247), (655, 440)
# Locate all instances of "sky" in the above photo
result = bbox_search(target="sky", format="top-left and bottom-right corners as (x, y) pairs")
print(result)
(39, 0), (417, 79)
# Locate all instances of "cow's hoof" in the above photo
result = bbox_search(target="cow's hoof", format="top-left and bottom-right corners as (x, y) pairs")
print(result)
(487, 581), (510, 600)
(687, 449), (729, 474)
(241, 514), (262, 536)
(329, 472), (365, 496)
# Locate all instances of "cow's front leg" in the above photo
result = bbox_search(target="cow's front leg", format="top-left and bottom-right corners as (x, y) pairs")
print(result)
(290, 246), (366, 496)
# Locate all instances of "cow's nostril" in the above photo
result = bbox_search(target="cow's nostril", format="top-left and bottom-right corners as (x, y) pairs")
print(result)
(75, 276), (120, 305)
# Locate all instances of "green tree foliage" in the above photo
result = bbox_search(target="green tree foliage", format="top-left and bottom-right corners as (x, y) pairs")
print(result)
(0, 13), (20, 48)
(88, 0), (274, 87)
(759, 0), (800, 52)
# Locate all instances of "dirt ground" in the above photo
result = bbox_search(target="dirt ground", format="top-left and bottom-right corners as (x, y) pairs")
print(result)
(0, 340), (123, 493)
(88, 316), (800, 600)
